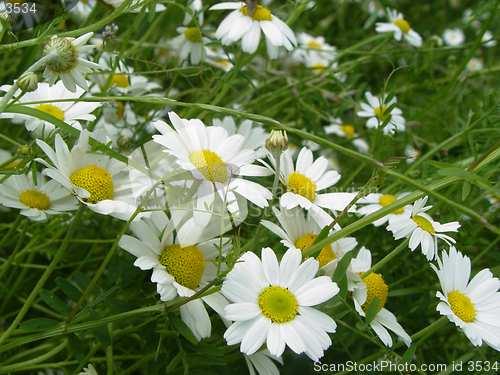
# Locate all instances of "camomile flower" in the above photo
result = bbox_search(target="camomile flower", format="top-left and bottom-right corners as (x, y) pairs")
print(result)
(404, 145), (420, 163)
(442, 28), (465, 46)
(353, 253), (412, 347)
(171, 26), (210, 65)
(205, 46), (235, 71)
(42, 32), (101, 92)
(375, 8), (422, 47)
(0, 81), (101, 137)
(357, 91), (406, 135)
(103, 0), (166, 12)
(431, 247), (500, 351)
(78, 363), (98, 375)
(465, 57), (484, 72)
(267, 147), (356, 226)
(386, 196), (461, 261)
(71, 0), (97, 20)
(357, 193), (413, 227)
(118, 211), (231, 341)
(152, 111), (272, 226)
(481, 30), (497, 47)
(292, 32), (337, 64)
(222, 247), (339, 360)
(210, 1), (297, 59)
(183, 0), (204, 26)
(0, 171), (78, 221)
(245, 349), (283, 375)
(35, 129), (140, 221)
(324, 117), (369, 154)
(213, 116), (268, 157)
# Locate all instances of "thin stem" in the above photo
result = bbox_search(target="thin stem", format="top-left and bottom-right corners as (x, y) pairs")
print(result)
(362, 238), (410, 278)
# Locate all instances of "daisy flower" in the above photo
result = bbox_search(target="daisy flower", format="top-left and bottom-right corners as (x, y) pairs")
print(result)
(481, 30), (497, 47)
(183, 0), (204, 26)
(404, 145), (420, 163)
(357, 193), (413, 227)
(261, 207), (358, 280)
(171, 26), (210, 65)
(375, 8), (423, 47)
(267, 147), (356, 226)
(42, 32), (100, 93)
(357, 91), (406, 135)
(71, 0), (97, 20)
(324, 117), (369, 154)
(78, 363), (98, 375)
(35, 129), (139, 221)
(210, 1), (297, 59)
(222, 247), (339, 360)
(442, 28), (465, 46)
(0, 171), (78, 221)
(292, 32), (338, 65)
(245, 349), (283, 375)
(431, 247), (500, 351)
(118, 211), (231, 341)
(0, 81), (101, 137)
(205, 46), (235, 71)
(386, 196), (461, 261)
(152, 111), (272, 226)
(103, 0), (166, 12)
(353, 253), (412, 347)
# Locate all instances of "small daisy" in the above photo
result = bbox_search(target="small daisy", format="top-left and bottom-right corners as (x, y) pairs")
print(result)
(210, 1), (297, 59)
(0, 171), (78, 221)
(205, 46), (235, 71)
(375, 8), (422, 47)
(404, 145), (420, 163)
(42, 32), (101, 93)
(119, 211), (231, 340)
(353, 254), (412, 347)
(481, 30), (497, 47)
(245, 349), (283, 375)
(431, 247), (500, 351)
(71, 0), (97, 20)
(386, 196), (461, 261)
(442, 28), (465, 46)
(358, 193), (413, 227)
(171, 26), (210, 65)
(35, 129), (139, 221)
(357, 91), (406, 135)
(0, 81), (101, 137)
(103, 0), (166, 12)
(324, 117), (369, 154)
(462, 8), (481, 29)
(78, 363), (98, 375)
(222, 247), (339, 360)
(292, 32), (337, 65)
(152, 111), (272, 226)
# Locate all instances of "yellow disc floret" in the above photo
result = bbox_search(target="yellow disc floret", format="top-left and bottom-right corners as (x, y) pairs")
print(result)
(308, 41), (322, 49)
(159, 244), (205, 290)
(189, 150), (227, 183)
(374, 106), (390, 122)
(240, 5), (272, 21)
(184, 27), (202, 43)
(412, 215), (435, 234)
(361, 273), (388, 313)
(394, 19), (411, 34)
(294, 232), (336, 268)
(447, 291), (476, 323)
(70, 165), (114, 204)
(110, 74), (130, 88)
(258, 286), (298, 323)
(379, 194), (404, 215)
(19, 190), (51, 210)
(115, 101), (125, 120)
(35, 104), (65, 121)
(340, 125), (355, 139)
(287, 172), (317, 202)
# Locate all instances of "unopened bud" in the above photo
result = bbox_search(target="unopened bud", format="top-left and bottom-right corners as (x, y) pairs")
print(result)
(17, 145), (32, 158)
(0, 12), (14, 28)
(16, 72), (38, 92)
(117, 135), (132, 150)
(265, 130), (289, 156)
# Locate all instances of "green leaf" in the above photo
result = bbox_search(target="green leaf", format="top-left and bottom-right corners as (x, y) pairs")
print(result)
(67, 333), (85, 364)
(310, 225), (330, 257)
(425, 160), (456, 169)
(183, 341), (224, 357)
(75, 272), (101, 295)
(364, 297), (379, 325)
(356, 321), (368, 330)
(186, 353), (227, 366)
(401, 345), (417, 365)
(55, 277), (82, 303)
(104, 297), (139, 313)
(169, 313), (198, 345)
(39, 289), (71, 315)
(166, 351), (184, 373)
(338, 274), (348, 299)
(331, 251), (353, 283)
(462, 181), (472, 201)
(437, 167), (492, 189)
(89, 311), (112, 347)
(19, 318), (60, 332)
(189, 371), (219, 375)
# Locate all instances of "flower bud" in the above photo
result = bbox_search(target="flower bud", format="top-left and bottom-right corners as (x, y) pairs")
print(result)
(265, 130), (289, 156)
(117, 135), (132, 150)
(0, 11), (14, 28)
(17, 145), (32, 158)
(16, 72), (38, 92)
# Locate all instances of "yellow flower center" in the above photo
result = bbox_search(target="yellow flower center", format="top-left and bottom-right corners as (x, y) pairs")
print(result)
(308, 41), (322, 49)
(447, 291), (476, 323)
(294, 232), (336, 268)
(80, 0), (89, 3)
(115, 101), (125, 120)
(35, 104), (65, 121)
(258, 286), (298, 323)
(340, 125), (355, 139)
(313, 62), (325, 71)
(189, 150), (227, 183)
(215, 60), (229, 67)
(183, 27), (202, 43)
(240, 5), (272, 21)
(159, 244), (205, 290)
(110, 74), (130, 88)
(70, 165), (114, 204)
(19, 190), (51, 210)
(374, 106), (390, 122)
(361, 273), (388, 313)
(287, 171), (317, 202)
(412, 215), (435, 234)
(379, 194), (404, 214)
(394, 19), (411, 34)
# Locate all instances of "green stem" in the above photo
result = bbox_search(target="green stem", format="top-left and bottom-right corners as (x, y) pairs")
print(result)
(362, 238), (409, 278)
(0, 205), (85, 346)
(0, 214), (23, 250)
(0, 340), (67, 372)
(0, 217), (29, 282)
